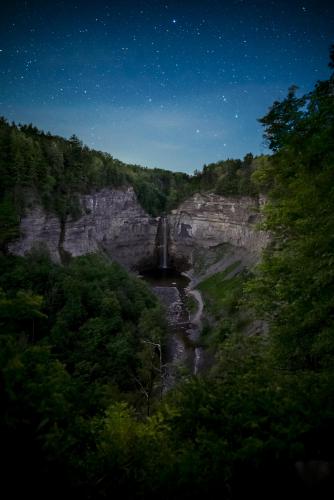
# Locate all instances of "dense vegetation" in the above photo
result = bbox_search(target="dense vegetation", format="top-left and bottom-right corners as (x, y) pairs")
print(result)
(194, 152), (265, 197)
(1, 49), (334, 498)
(0, 251), (168, 497)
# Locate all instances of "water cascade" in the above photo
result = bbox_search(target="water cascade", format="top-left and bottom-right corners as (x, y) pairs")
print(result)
(160, 216), (168, 269)
(141, 269), (203, 390)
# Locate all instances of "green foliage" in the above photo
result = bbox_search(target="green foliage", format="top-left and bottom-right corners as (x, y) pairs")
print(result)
(129, 167), (195, 216)
(247, 51), (334, 370)
(198, 261), (244, 318)
(0, 196), (20, 249)
(197, 262), (255, 350)
(0, 253), (165, 399)
(161, 335), (334, 497)
(194, 153), (262, 197)
(185, 293), (198, 313)
(0, 251), (169, 492)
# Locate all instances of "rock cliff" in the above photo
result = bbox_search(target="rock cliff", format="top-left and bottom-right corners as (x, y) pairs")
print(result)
(9, 205), (62, 262)
(9, 187), (159, 269)
(167, 192), (269, 281)
(9, 188), (268, 273)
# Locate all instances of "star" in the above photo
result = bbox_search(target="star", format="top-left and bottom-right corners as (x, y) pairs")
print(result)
(0, 0), (331, 175)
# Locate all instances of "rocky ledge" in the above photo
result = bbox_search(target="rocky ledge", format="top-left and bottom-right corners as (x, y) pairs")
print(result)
(168, 192), (269, 279)
(9, 188), (268, 273)
(9, 187), (158, 269)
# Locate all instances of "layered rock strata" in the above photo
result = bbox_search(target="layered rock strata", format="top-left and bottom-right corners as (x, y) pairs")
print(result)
(168, 192), (268, 276)
(9, 189), (268, 272)
(9, 188), (158, 268)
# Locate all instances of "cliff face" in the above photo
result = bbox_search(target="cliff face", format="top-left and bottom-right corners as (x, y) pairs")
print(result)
(167, 192), (269, 280)
(9, 206), (62, 262)
(9, 188), (159, 269)
(63, 188), (158, 268)
(9, 188), (268, 273)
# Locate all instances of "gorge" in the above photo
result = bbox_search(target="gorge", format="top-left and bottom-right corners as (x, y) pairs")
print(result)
(8, 186), (268, 277)
(7, 185), (269, 380)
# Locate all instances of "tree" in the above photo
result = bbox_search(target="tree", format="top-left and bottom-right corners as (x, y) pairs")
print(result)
(247, 48), (334, 370)
(0, 197), (20, 250)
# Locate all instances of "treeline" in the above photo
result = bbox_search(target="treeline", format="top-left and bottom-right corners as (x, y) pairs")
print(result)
(193, 152), (266, 197)
(0, 115), (266, 250)
(0, 117), (195, 247)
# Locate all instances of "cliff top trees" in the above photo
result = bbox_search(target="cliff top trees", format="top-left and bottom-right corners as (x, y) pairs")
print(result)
(0, 115), (265, 243)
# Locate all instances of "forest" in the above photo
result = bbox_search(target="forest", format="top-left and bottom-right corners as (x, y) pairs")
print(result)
(0, 50), (334, 498)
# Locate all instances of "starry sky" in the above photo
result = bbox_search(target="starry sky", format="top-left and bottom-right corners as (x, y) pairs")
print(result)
(0, 0), (333, 173)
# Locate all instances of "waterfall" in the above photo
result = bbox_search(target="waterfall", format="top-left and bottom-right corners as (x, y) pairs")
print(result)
(161, 216), (168, 269)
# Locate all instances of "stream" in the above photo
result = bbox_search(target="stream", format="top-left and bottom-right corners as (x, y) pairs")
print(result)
(141, 268), (203, 389)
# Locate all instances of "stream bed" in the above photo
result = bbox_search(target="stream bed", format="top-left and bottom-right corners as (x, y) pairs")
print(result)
(141, 268), (203, 389)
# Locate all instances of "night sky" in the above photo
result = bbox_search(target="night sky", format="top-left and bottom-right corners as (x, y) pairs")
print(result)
(0, 0), (333, 173)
